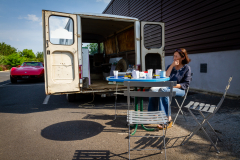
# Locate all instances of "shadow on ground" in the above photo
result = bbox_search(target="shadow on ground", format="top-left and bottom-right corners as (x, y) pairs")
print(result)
(0, 79), (10, 85)
(41, 120), (105, 141)
(72, 150), (110, 160)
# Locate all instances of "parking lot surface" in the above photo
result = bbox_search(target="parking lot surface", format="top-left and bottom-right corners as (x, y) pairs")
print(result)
(0, 72), (240, 160)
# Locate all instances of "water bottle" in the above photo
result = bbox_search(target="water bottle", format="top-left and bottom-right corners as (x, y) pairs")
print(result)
(126, 65), (132, 78)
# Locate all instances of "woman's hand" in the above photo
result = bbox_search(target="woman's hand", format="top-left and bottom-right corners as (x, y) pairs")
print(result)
(166, 60), (180, 77)
(171, 60), (179, 67)
(173, 84), (181, 88)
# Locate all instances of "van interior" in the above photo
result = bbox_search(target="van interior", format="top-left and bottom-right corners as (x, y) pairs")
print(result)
(81, 18), (136, 91)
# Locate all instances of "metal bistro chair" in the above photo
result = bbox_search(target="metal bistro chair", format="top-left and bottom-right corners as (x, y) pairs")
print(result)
(172, 73), (193, 126)
(182, 76), (233, 153)
(113, 83), (134, 120)
(124, 81), (176, 160)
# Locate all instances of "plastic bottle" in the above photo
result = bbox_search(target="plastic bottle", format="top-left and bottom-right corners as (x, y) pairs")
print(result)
(126, 65), (132, 77)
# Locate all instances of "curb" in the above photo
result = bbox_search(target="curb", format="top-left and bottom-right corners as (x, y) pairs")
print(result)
(0, 70), (10, 72)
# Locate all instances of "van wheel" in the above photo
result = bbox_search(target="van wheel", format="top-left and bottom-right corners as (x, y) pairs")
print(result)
(115, 59), (129, 72)
(66, 94), (76, 102)
(10, 76), (17, 83)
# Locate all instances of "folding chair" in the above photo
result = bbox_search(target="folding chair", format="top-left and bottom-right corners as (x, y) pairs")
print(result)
(172, 73), (193, 126)
(182, 76), (232, 153)
(113, 83), (134, 120)
(124, 81), (177, 160)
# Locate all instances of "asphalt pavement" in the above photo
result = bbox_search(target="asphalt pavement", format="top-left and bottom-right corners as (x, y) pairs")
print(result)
(0, 71), (240, 160)
(0, 71), (11, 86)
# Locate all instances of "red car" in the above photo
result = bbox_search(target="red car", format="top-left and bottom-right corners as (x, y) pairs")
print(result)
(10, 62), (44, 83)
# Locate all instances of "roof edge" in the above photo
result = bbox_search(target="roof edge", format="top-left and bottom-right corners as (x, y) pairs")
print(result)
(74, 12), (138, 20)
(102, 0), (114, 14)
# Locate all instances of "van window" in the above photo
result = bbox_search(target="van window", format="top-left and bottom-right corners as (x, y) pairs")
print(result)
(49, 16), (74, 45)
(144, 24), (162, 49)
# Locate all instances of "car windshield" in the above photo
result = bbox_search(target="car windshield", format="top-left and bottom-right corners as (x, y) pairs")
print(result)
(21, 62), (43, 67)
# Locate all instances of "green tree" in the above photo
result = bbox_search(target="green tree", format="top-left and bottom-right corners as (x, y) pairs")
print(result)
(0, 55), (6, 65)
(19, 49), (36, 58)
(36, 52), (43, 58)
(86, 43), (104, 55)
(0, 42), (17, 56)
(4, 53), (25, 68)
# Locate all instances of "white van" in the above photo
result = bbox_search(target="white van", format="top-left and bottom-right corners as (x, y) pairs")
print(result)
(42, 10), (165, 101)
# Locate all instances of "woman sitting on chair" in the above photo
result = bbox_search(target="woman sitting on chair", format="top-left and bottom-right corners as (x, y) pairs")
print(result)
(148, 48), (192, 130)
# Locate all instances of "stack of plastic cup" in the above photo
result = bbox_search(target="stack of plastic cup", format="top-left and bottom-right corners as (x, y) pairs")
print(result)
(147, 69), (153, 78)
(132, 70), (139, 79)
(155, 69), (161, 75)
(113, 70), (118, 78)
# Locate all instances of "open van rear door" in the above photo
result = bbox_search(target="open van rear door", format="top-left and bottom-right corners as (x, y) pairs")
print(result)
(42, 10), (80, 95)
(140, 22), (165, 71)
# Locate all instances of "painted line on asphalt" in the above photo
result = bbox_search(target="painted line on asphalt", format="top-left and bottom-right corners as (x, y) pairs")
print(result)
(43, 95), (51, 104)
(0, 82), (11, 87)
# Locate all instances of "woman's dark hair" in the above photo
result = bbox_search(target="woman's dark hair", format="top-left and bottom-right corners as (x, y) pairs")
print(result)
(175, 48), (191, 64)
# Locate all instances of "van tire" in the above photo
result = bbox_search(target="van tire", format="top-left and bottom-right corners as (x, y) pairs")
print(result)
(66, 94), (76, 102)
(115, 59), (129, 72)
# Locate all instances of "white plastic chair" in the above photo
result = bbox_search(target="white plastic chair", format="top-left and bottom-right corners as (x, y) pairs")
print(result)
(182, 76), (232, 153)
(124, 81), (176, 160)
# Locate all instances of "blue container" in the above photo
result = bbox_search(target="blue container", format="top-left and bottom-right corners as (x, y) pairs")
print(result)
(160, 71), (166, 78)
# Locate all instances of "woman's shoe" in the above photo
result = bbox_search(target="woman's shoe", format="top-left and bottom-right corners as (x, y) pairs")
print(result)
(157, 120), (173, 130)
(168, 120), (173, 127)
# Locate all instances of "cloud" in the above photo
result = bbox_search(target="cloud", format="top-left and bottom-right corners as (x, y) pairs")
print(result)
(49, 16), (69, 31)
(96, 0), (111, 3)
(51, 28), (72, 39)
(26, 14), (39, 21)
(18, 14), (41, 25)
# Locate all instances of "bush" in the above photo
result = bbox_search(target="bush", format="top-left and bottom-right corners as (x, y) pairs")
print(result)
(0, 66), (2, 71)
(25, 57), (36, 62)
(0, 65), (8, 71)
(36, 58), (44, 63)
(4, 53), (25, 68)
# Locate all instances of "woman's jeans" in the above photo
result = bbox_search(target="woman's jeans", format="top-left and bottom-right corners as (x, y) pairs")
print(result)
(148, 87), (185, 117)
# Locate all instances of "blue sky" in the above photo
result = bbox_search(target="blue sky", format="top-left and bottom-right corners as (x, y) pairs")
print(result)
(0, 0), (110, 54)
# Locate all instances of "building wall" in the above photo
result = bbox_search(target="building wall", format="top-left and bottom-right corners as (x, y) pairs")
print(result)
(165, 50), (240, 96)
(103, 0), (240, 96)
(103, 0), (240, 56)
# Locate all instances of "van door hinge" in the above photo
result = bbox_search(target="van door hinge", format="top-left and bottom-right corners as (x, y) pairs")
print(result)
(136, 38), (140, 41)
(46, 40), (49, 48)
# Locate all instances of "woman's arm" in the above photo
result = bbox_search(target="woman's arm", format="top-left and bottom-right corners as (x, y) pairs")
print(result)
(166, 65), (173, 77)
(166, 60), (179, 77)
(179, 66), (192, 90)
